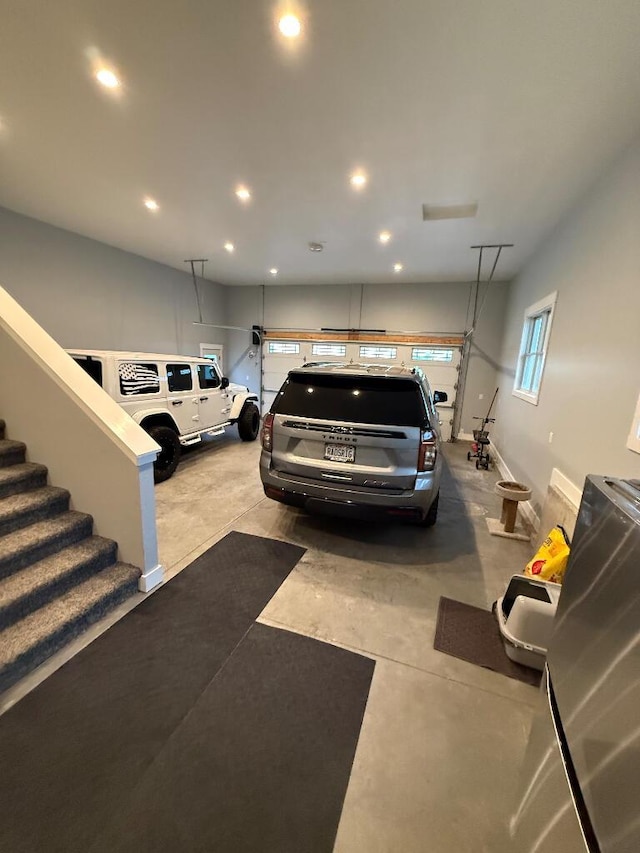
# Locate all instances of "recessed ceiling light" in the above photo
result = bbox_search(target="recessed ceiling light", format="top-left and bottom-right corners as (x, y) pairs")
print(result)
(379, 231), (391, 244)
(224, 242), (235, 253)
(279, 14), (301, 38)
(236, 186), (251, 202)
(95, 68), (120, 89)
(350, 172), (367, 189)
(393, 263), (403, 272)
(144, 198), (159, 211)
(270, 268), (278, 275)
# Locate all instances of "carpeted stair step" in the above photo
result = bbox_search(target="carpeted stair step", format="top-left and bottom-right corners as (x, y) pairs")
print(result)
(0, 486), (70, 538)
(0, 562), (141, 693)
(0, 536), (118, 628)
(0, 462), (48, 500)
(0, 439), (26, 469)
(0, 511), (93, 580)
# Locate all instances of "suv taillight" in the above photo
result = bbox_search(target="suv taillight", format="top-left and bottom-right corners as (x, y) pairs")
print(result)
(261, 412), (274, 451)
(418, 430), (437, 471)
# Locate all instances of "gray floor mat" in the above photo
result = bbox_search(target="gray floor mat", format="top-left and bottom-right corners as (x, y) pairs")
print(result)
(433, 596), (541, 686)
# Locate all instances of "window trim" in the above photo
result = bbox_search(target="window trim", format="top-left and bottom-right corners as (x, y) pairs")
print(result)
(513, 291), (557, 406)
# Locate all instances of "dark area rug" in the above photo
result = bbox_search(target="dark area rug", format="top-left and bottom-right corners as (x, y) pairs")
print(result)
(88, 623), (374, 853)
(433, 596), (541, 687)
(0, 531), (321, 852)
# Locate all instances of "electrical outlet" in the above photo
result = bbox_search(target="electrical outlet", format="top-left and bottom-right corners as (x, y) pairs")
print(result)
(479, 393), (484, 400)
(548, 431), (554, 444)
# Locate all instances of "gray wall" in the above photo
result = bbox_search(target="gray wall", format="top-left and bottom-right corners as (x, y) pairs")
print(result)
(0, 207), (227, 356)
(494, 138), (640, 514)
(0, 205), (511, 440)
(225, 280), (511, 433)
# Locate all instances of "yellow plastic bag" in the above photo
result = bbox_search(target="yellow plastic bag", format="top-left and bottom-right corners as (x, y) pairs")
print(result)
(525, 525), (571, 584)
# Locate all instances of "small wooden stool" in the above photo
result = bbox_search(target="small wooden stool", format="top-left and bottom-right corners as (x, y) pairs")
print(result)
(495, 480), (532, 533)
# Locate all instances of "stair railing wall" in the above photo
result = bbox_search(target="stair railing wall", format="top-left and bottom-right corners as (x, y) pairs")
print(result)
(0, 285), (163, 592)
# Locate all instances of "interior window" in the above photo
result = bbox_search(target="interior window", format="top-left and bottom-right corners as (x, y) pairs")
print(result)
(167, 363), (193, 392)
(119, 362), (160, 396)
(513, 291), (557, 405)
(198, 364), (221, 389)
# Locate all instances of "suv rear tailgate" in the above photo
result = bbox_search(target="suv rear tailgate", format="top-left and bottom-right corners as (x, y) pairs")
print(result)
(271, 416), (421, 491)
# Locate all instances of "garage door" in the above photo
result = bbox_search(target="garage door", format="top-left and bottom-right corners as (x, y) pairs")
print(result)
(262, 336), (462, 441)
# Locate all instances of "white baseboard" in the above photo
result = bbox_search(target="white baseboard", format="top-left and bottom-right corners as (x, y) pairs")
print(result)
(138, 563), (164, 593)
(549, 468), (582, 509)
(490, 442), (540, 534)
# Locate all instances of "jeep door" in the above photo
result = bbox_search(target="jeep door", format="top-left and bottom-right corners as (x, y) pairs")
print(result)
(166, 363), (200, 435)
(195, 363), (228, 427)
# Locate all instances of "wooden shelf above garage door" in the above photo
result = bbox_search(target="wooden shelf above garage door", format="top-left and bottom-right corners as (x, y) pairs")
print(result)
(263, 330), (465, 347)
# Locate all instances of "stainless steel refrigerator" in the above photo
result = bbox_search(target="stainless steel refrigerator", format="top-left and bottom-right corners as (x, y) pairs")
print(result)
(510, 475), (640, 853)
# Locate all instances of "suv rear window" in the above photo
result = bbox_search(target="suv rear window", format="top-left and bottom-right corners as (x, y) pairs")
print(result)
(273, 373), (428, 427)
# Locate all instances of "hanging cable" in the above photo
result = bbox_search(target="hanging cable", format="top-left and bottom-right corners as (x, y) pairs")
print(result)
(184, 258), (208, 325)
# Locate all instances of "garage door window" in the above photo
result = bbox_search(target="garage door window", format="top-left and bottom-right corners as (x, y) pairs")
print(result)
(268, 342), (300, 355)
(513, 292), (557, 405)
(312, 343), (346, 357)
(412, 348), (453, 362)
(167, 364), (193, 392)
(119, 363), (160, 396)
(359, 345), (397, 360)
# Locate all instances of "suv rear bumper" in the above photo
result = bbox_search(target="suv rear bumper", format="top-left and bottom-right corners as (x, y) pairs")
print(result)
(260, 453), (439, 522)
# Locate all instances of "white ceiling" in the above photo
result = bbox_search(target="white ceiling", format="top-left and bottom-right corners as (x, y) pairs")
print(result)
(1, 0), (640, 286)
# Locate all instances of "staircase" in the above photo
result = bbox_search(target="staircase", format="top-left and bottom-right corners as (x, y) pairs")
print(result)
(0, 419), (140, 694)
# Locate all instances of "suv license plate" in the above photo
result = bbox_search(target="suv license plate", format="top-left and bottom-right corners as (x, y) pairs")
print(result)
(324, 443), (356, 463)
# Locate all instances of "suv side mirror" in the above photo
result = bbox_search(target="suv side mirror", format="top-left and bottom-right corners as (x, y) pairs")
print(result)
(433, 390), (448, 404)
(221, 376), (230, 389)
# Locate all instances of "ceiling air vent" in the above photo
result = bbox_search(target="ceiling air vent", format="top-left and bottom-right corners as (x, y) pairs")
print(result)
(422, 203), (478, 221)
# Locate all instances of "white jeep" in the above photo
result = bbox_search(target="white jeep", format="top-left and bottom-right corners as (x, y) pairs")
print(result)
(68, 349), (260, 482)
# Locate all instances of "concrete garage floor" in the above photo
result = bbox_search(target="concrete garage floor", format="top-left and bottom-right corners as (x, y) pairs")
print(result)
(155, 433), (538, 853)
(0, 433), (538, 851)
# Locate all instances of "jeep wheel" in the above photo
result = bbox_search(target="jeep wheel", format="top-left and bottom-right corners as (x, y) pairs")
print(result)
(148, 426), (181, 483)
(238, 403), (260, 441)
(420, 492), (439, 527)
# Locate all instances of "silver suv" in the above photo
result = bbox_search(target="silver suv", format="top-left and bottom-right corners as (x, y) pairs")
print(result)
(259, 363), (447, 525)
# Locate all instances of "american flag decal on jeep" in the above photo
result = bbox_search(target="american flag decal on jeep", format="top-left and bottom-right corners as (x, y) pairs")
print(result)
(119, 362), (160, 396)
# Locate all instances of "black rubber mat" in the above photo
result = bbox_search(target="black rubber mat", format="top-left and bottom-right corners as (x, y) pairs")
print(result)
(433, 596), (541, 686)
(0, 532), (306, 853)
(88, 623), (375, 853)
